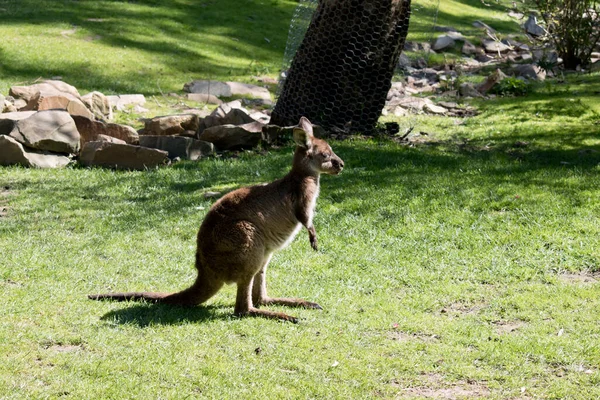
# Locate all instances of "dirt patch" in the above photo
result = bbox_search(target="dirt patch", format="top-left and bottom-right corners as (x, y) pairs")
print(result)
(493, 320), (525, 335)
(47, 344), (84, 353)
(394, 374), (491, 399)
(0, 186), (14, 218)
(558, 272), (599, 285)
(440, 302), (485, 316)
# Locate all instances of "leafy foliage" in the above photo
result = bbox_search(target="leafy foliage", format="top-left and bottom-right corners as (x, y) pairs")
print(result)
(525, 0), (600, 69)
(491, 77), (533, 96)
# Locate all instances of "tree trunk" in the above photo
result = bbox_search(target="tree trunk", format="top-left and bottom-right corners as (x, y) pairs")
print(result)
(271, 0), (411, 134)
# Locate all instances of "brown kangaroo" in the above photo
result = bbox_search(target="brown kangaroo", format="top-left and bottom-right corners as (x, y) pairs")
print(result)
(89, 117), (344, 323)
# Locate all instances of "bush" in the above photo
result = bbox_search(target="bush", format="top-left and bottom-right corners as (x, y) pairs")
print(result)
(491, 77), (533, 96)
(525, 0), (600, 69)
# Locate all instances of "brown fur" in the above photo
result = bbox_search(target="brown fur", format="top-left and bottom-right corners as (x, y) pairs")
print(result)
(89, 117), (344, 323)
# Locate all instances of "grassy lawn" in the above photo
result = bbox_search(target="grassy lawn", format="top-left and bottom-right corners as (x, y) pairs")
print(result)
(2, 73), (600, 398)
(2, 0), (600, 398)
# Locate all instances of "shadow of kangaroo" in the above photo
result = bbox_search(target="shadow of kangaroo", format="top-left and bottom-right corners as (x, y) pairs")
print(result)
(89, 117), (344, 323)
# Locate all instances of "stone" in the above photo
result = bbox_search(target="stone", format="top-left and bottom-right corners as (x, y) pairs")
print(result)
(221, 108), (255, 126)
(79, 141), (168, 170)
(106, 94), (146, 111)
(0, 135), (70, 168)
(508, 11), (524, 19)
(0, 94), (5, 111)
(513, 64), (546, 81)
(183, 80), (272, 101)
(186, 93), (223, 105)
(210, 100), (246, 118)
(9, 110), (80, 154)
(81, 91), (113, 120)
(459, 82), (484, 98)
(483, 39), (510, 53)
(478, 69), (508, 94)
(391, 96), (434, 112)
(423, 103), (447, 115)
(438, 101), (459, 109)
(524, 15), (545, 36)
(433, 35), (455, 51)
(462, 41), (477, 55)
(9, 80), (80, 102)
(0, 111), (37, 135)
(397, 53), (412, 68)
(139, 135), (214, 160)
(199, 122), (264, 150)
(72, 115), (139, 147)
(143, 114), (200, 136)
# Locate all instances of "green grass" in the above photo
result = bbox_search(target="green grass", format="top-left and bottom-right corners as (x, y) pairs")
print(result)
(2, 0), (600, 398)
(2, 73), (600, 398)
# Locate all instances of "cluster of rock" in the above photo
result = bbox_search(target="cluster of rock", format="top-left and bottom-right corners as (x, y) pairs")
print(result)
(0, 79), (284, 169)
(383, 14), (599, 117)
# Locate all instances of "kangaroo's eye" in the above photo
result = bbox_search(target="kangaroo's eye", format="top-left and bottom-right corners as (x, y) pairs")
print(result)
(323, 154), (331, 160)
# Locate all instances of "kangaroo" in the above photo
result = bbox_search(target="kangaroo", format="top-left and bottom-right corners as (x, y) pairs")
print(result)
(89, 117), (344, 323)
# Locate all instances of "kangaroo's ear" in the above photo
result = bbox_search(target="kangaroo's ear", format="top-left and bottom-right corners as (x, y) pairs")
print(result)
(293, 116), (314, 149)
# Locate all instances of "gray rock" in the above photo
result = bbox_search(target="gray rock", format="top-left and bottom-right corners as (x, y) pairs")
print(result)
(106, 94), (146, 111)
(397, 53), (412, 68)
(199, 122), (264, 150)
(392, 96), (434, 111)
(79, 141), (168, 170)
(462, 41), (478, 55)
(0, 111), (37, 135)
(81, 91), (113, 120)
(221, 108), (255, 126)
(73, 115), (139, 147)
(9, 110), (80, 154)
(513, 64), (546, 81)
(423, 103), (447, 115)
(186, 93), (223, 105)
(142, 114), (200, 136)
(433, 35), (456, 51)
(0, 94), (5, 111)
(508, 11), (524, 19)
(183, 80), (271, 101)
(459, 82), (484, 98)
(524, 15), (545, 36)
(139, 135), (214, 160)
(0, 135), (70, 168)
(483, 39), (510, 53)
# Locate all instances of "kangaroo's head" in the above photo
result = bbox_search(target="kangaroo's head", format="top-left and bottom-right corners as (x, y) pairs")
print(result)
(293, 117), (344, 176)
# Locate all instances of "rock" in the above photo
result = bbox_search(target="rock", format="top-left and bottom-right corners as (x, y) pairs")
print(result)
(72, 115), (139, 147)
(433, 35), (456, 51)
(473, 21), (496, 33)
(22, 90), (92, 118)
(459, 82), (484, 98)
(9, 80), (80, 103)
(524, 15), (545, 37)
(389, 96), (433, 112)
(106, 94), (146, 111)
(199, 122), (264, 150)
(462, 41), (477, 55)
(210, 100), (247, 118)
(0, 111), (37, 135)
(478, 69), (508, 94)
(261, 125), (293, 144)
(0, 94), (5, 111)
(513, 64), (546, 81)
(183, 80), (271, 101)
(139, 135), (214, 160)
(483, 39), (510, 53)
(423, 103), (447, 115)
(0, 135), (70, 168)
(438, 101), (459, 109)
(81, 91), (113, 120)
(79, 141), (168, 170)
(397, 53), (412, 68)
(142, 114), (200, 136)
(186, 93), (223, 105)
(221, 108), (255, 126)
(248, 111), (271, 124)
(508, 11), (524, 19)
(8, 110), (80, 154)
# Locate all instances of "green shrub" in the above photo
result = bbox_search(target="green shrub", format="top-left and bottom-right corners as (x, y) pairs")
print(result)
(491, 77), (533, 96)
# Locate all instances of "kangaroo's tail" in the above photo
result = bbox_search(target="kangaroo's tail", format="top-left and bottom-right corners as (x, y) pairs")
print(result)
(88, 271), (224, 306)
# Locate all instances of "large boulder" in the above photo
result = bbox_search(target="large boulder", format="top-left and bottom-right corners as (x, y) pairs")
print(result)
(8, 110), (80, 154)
(142, 114), (200, 136)
(79, 141), (168, 170)
(0, 135), (70, 168)
(81, 91), (113, 120)
(0, 111), (37, 135)
(183, 80), (271, 101)
(9, 80), (80, 103)
(139, 135), (214, 160)
(432, 35), (456, 51)
(483, 39), (510, 53)
(72, 115), (137, 147)
(199, 122), (264, 150)
(512, 64), (546, 81)
(524, 15), (545, 37)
